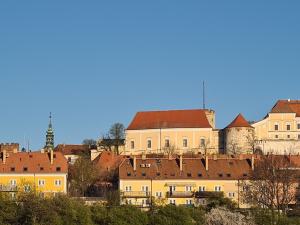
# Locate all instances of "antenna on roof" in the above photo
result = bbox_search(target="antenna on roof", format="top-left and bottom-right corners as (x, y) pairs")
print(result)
(203, 80), (206, 109)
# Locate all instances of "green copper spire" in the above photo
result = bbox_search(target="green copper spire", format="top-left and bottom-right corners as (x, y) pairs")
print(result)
(45, 112), (54, 150)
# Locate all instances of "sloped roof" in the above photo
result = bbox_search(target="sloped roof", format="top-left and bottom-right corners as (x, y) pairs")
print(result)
(54, 144), (91, 155)
(93, 151), (125, 172)
(0, 152), (68, 173)
(127, 109), (212, 130)
(226, 113), (252, 128)
(270, 100), (300, 117)
(119, 155), (252, 180)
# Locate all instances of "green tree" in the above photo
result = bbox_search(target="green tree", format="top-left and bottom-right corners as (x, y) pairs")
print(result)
(149, 205), (195, 225)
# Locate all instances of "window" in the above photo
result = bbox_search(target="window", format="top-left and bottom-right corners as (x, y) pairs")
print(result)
(185, 185), (192, 192)
(125, 186), (132, 192)
(287, 135), (290, 139)
(10, 180), (16, 186)
(274, 124), (279, 131)
(169, 186), (176, 192)
(165, 139), (170, 148)
(200, 138), (206, 147)
(183, 138), (188, 148)
(228, 192), (235, 198)
(141, 186), (149, 192)
(130, 141), (135, 150)
(169, 199), (176, 205)
(298, 134), (300, 140)
(155, 192), (162, 198)
(275, 135), (279, 139)
(298, 124), (300, 130)
(38, 180), (45, 187)
(199, 186), (206, 192)
(55, 180), (62, 186)
(287, 124), (291, 131)
(10, 192), (16, 200)
(186, 199), (193, 205)
(214, 186), (222, 192)
(147, 139), (152, 149)
(24, 185), (31, 192)
(127, 199), (132, 204)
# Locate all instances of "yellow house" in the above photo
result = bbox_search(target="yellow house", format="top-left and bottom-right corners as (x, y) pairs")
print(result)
(252, 100), (300, 154)
(0, 150), (68, 198)
(124, 109), (221, 155)
(119, 154), (253, 208)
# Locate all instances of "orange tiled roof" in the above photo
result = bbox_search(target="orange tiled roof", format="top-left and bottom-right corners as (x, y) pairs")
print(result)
(119, 155), (252, 180)
(127, 109), (212, 130)
(93, 151), (125, 172)
(54, 144), (91, 155)
(226, 113), (252, 128)
(270, 100), (300, 117)
(0, 152), (68, 173)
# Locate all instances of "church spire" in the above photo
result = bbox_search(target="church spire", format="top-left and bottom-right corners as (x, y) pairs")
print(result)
(45, 112), (54, 150)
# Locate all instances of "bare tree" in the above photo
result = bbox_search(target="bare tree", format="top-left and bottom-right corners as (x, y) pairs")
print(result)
(200, 139), (211, 155)
(241, 155), (297, 225)
(226, 140), (241, 155)
(82, 139), (97, 146)
(109, 123), (125, 154)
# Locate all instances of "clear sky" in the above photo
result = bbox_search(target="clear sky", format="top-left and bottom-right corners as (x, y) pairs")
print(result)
(0, 1), (300, 150)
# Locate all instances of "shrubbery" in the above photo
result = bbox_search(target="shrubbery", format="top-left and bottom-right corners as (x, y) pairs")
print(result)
(0, 193), (299, 225)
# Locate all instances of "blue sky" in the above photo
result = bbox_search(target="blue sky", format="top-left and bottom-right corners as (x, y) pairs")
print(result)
(0, 1), (300, 150)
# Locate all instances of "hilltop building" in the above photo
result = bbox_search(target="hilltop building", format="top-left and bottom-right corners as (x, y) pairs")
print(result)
(125, 109), (222, 155)
(252, 100), (300, 154)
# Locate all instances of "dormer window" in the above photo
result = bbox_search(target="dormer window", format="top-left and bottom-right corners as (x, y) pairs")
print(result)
(23, 167), (28, 172)
(56, 167), (61, 172)
(10, 167), (15, 172)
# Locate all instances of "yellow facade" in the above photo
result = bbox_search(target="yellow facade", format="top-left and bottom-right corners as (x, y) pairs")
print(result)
(119, 179), (243, 208)
(125, 128), (220, 155)
(0, 173), (67, 198)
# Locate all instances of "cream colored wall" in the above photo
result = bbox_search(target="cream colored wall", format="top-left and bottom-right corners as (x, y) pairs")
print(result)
(225, 127), (254, 154)
(125, 128), (219, 155)
(120, 179), (244, 208)
(253, 113), (300, 140)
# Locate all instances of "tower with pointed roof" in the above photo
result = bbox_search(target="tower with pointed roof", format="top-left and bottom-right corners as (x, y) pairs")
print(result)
(45, 113), (54, 150)
(224, 113), (254, 154)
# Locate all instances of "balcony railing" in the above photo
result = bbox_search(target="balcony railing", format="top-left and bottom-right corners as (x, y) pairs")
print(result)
(195, 191), (223, 199)
(0, 185), (18, 192)
(166, 191), (194, 198)
(122, 191), (150, 198)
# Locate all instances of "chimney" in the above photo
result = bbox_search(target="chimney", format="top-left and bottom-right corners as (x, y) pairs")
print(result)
(2, 149), (6, 164)
(133, 156), (136, 171)
(251, 155), (255, 171)
(205, 155), (209, 171)
(142, 152), (146, 160)
(50, 149), (54, 165)
(179, 154), (183, 172)
(168, 153), (172, 160)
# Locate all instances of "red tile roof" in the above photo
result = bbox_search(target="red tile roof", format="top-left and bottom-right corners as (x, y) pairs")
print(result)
(226, 113), (252, 128)
(127, 109), (212, 130)
(0, 152), (68, 173)
(93, 151), (125, 173)
(54, 144), (91, 155)
(119, 155), (252, 180)
(270, 100), (300, 117)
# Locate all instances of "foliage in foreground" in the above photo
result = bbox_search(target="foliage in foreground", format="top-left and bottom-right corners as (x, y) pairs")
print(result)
(0, 193), (299, 225)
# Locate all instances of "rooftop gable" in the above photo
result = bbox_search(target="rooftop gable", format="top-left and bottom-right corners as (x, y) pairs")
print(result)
(226, 113), (252, 128)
